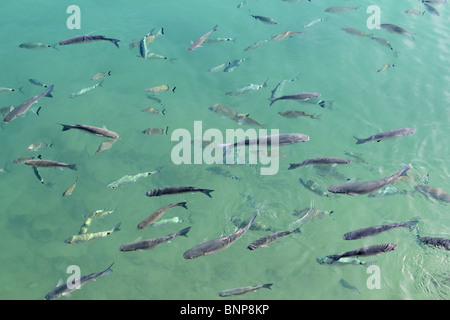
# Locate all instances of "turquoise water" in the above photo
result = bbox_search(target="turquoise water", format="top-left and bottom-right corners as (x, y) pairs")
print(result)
(0, 0), (449, 300)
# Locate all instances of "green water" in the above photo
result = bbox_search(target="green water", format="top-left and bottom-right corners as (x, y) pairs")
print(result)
(0, 0), (449, 300)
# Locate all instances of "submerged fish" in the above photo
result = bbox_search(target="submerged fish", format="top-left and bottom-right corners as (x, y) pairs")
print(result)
(142, 126), (168, 135)
(145, 186), (214, 198)
(137, 202), (188, 230)
(24, 158), (77, 171)
(325, 6), (360, 13)
(292, 207), (334, 226)
(29, 78), (48, 88)
(316, 256), (367, 266)
(60, 123), (119, 139)
(141, 106), (165, 115)
(65, 223), (121, 244)
(250, 14), (279, 25)
(188, 25), (218, 51)
(377, 64), (394, 72)
(233, 113), (264, 128)
(415, 185), (450, 202)
(379, 24), (415, 38)
(26, 142), (52, 151)
(145, 84), (175, 93)
(328, 163), (412, 196)
(107, 168), (162, 189)
(59, 35), (120, 48)
(44, 263), (114, 300)
(324, 243), (398, 262)
(405, 9), (424, 15)
(339, 279), (362, 294)
(304, 18), (327, 29)
(209, 103), (237, 119)
(247, 228), (300, 250)
(419, 236), (450, 251)
(32, 166), (44, 184)
(289, 157), (351, 170)
(341, 28), (370, 37)
(269, 92), (321, 106)
(244, 39), (269, 51)
(279, 110), (321, 120)
(269, 31), (303, 41)
(149, 216), (184, 228)
(224, 58), (248, 72)
(95, 139), (118, 154)
(219, 283), (273, 297)
(119, 226), (191, 251)
(422, 2), (440, 16)
(370, 36), (397, 55)
(354, 128), (416, 144)
(270, 74), (301, 99)
(343, 220), (419, 240)
(145, 52), (176, 63)
(62, 177), (78, 197)
(19, 42), (58, 50)
(225, 79), (268, 96)
(299, 178), (330, 197)
(204, 37), (235, 44)
(0, 87), (23, 94)
(69, 81), (103, 98)
(91, 71), (111, 80)
(183, 211), (257, 259)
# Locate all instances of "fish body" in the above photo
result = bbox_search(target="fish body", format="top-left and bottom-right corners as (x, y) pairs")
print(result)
(137, 202), (188, 230)
(233, 114), (264, 127)
(325, 6), (360, 13)
(270, 74), (301, 99)
(209, 104), (237, 119)
(145, 52), (176, 63)
(107, 168), (161, 189)
(0, 87), (22, 94)
(204, 37), (235, 44)
(419, 237), (450, 251)
(150, 216), (183, 227)
(279, 110), (321, 120)
(247, 228), (300, 250)
(69, 81), (103, 98)
(226, 79), (268, 96)
(244, 39), (269, 51)
(269, 31), (303, 41)
(28, 78), (48, 88)
(142, 126), (168, 135)
(325, 243), (398, 262)
(145, 186), (214, 198)
(328, 163), (412, 196)
(26, 142), (51, 151)
(188, 25), (218, 51)
(224, 58), (247, 72)
(299, 178), (329, 197)
(95, 139), (117, 154)
(219, 283), (273, 297)
(144, 27), (164, 44)
(405, 9), (424, 15)
(289, 157), (351, 170)
(292, 207), (333, 225)
(316, 256), (367, 266)
(219, 133), (309, 153)
(13, 156), (35, 164)
(44, 263), (114, 300)
(415, 185), (450, 202)
(269, 92), (321, 106)
(65, 223), (121, 244)
(380, 24), (415, 38)
(141, 107), (165, 115)
(19, 42), (58, 50)
(91, 71), (111, 80)
(60, 123), (119, 139)
(304, 18), (326, 29)
(250, 14), (279, 25)
(144, 85), (175, 93)
(24, 158), (77, 171)
(422, 3), (440, 15)
(341, 28), (370, 37)
(183, 211), (257, 259)
(377, 64), (394, 72)
(59, 35), (120, 48)
(3, 85), (53, 123)
(343, 220), (418, 240)
(354, 128), (416, 144)
(62, 177), (78, 197)
(370, 36), (396, 53)
(119, 226), (191, 251)
(339, 279), (362, 294)
(208, 62), (230, 72)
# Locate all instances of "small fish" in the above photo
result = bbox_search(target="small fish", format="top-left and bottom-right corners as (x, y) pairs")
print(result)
(415, 185), (450, 203)
(325, 6), (360, 13)
(183, 211), (257, 259)
(292, 207), (333, 225)
(149, 216), (183, 228)
(377, 64), (394, 72)
(0, 87), (23, 94)
(119, 226), (191, 251)
(233, 113), (264, 128)
(270, 74), (301, 99)
(339, 279), (362, 294)
(422, 2), (441, 16)
(244, 39), (269, 51)
(137, 202), (188, 230)
(208, 62), (231, 72)
(341, 28), (370, 37)
(107, 168), (162, 189)
(279, 110), (321, 120)
(269, 31), (303, 41)
(289, 157), (351, 170)
(188, 25), (218, 51)
(209, 104), (237, 119)
(324, 243), (398, 262)
(299, 178), (331, 197)
(316, 256), (367, 266)
(144, 85), (176, 93)
(204, 37), (235, 44)
(28, 78), (48, 88)
(144, 27), (164, 44)
(250, 14), (279, 25)
(247, 228), (300, 250)
(379, 24), (415, 38)
(304, 18), (327, 29)
(405, 9), (424, 15)
(328, 163), (412, 196)
(44, 263), (114, 300)
(4, 85), (53, 123)
(354, 128), (416, 144)
(13, 156), (35, 164)
(141, 106), (165, 115)
(224, 58), (247, 73)
(219, 283), (273, 297)
(419, 236), (450, 251)
(269, 92), (321, 106)
(142, 126), (169, 135)
(144, 52), (176, 63)
(62, 177), (78, 197)
(19, 42), (58, 50)
(370, 36), (397, 54)
(343, 220), (419, 240)
(344, 151), (367, 164)
(225, 79), (268, 96)
(32, 166), (44, 184)
(60, 123), (119, 139)
(24, 158), (77, 171)
(145, 186), (214, 198)
(65, 223), (121, 244)
(69, 81), (103, 98)
(91, 71), (111, 80)
(26, 142), (52, 151)
(95, 139), (118, 154)
(59, 35), (120, 48)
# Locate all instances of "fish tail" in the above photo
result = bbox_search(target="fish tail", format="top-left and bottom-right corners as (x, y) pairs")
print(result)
(177, 226), (191, 237)
(403, 220), (419, 230)
(60, 123), (72, 131)
(400, 163), (413, 176)
(160, 27), (164, 35)
(248, 211), (258, 226)
(51, 43), (60, 51)
(164, 126), (169, 134)
(18, 86), (24, 94)
(97, 80), (104, 87)
(68, 164), (77, 171)
(353, 136), (366, 144)
(201, 189), (214, 198)
(161, 107), (166, 115)
(104, 262), (115, 275)
(288, 163), (298, 170)
(112, 222), (121, 232)
(269, 97), (276, 106)
(263, 283), (274, 290)
(293, 227), (301, 234)
(212, 24), (218, 32)
(171, 86), (176, 93)
(178, 201), (188, 209)
(112, 39), (120, 48)
(107, 71), (111, 76)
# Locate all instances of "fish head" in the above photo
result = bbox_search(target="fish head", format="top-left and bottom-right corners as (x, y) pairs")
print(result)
(106, 183), (117, 189)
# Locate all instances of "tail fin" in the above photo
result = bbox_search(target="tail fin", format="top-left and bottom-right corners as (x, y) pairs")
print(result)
(171, 86), (176, 93)
(353, 136), (366, 144)
(293, 227), (301, 234)
(43, 85), (54, 98)
(69, 164), (77, 171)
(178, 201), (188, 209)
(212, 25), (218, 32)
(288, 163), (299, 170)
(201, 189), (214, 198)
(60, 124), (72, 131)
(269, 97), (277, 106)
(112, 39), (120, 48)
(51, 43), (60, 51)
(177, 226), (191, 237)
(164, 126), (169, 134)
(112, 222), (121, 232)
(400, 163), (413, 177)
(18, 87), (24, 94)
(263, 283), (273, 290)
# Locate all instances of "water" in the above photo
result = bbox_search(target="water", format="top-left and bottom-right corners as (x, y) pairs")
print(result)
(0, 0), (449, 300)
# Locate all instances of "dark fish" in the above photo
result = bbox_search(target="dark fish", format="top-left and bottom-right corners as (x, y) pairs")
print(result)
(60, 123), (120, 139)
(343, 220), (419, 240)
(219, 283), (273, 297)
(289, 157), (351, 170)
(58, 35), (120, 48)
(137, 202), (188, 230)
(183, 211), (257, 259)
(419, 237), (450, 251)
(28, 78), (48, 88)
(269, 92), (321, 106)
(423, 2), (440, 16)
(119, 226), (191, 251)
(380, 24), (415, 38)
(328, 163), (412, 196)
(250, 14), (279, 25)
(325, 243), (398, 262)
(247, 228), (300, 250)
(24, 158), (77, 170)
(44, 263), (114, 300)
(415, 185), (450, 202)
(354, 128), (416, 144)
(145, 186), (214, 198)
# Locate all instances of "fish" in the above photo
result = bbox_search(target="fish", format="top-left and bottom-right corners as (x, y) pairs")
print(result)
(377, 64), (394, 72)
(26, 142), (52, 151)
(144, 52), (176, 63)
(78, 217), (93, 235)
(269, 31), (303, 41)
(344, 151), (367, 164)
(28, 78), (48, 88)
(419, 237), (450, 251)
(183, 211), (257, 259)
(107, 167), (162, 189)
(325, 6), (360, 13)
(422, 0), (448, 4)
(141, 107), (165, 115)
(19, 42), (58, 50)
(354, 128), (416, 144)
(204, 37), (235, 44)
(269, 92), (321, 106)
(59, 123), (119, 139)
(299, 178), (330, 197)
(149, 216), (184, 228)
(69, 81), (103, 98)
(188, 25), (218, 51)
(324, 243), (398, 262)
(79, 209), (115, 234)
(145, 186), (214, 198)
(250, 14), (279, 25)
(225, 79), (268, 96)
(422, 2), (440, 16)
(137, 202), (188, 230)
(65, 223), (121, 244)
(219, 283), (273, 297)
(138, 34), (149, 58)
(328, 163), (412, 196)
(232, 217), (270, 231)
(405, 9), (424, 15)
(62, 177), (78, 197)
(13, 156), (35, 164)
(233, 113), (264, 128)
(341, 28), (371, 37)
(304, 18), (327, 29)
(3, 85), (53, 123)
(339, 279), (362, 294)
(415, 185), (450, 202)
(209, 104), (237, 119)
(24, 158), (77, 171)
(142, 126), (169, 135)
(224, 58), (248, 73)
(316, 256), (367, 266)
(44, 263), (114, 300)
(244, 39), (269, 51)
(270, 74), (301, 99)
(91, 71), (111, 80)
(144, 27), (164, 44)
(343, 220), (419, 240)
(208, 62), (231, 72)
(0, 87), (23, 94)
(58, 35), (120, 48)
(292, 207), (334, 225)
(95, 139), (118, 154)
(247, 228), (300, 250)
(289, 157), (351, 170)
(370, 36), (398, 55)
(367, 186), (411, 198)
(279, 110), (321, 120)
(144, 85), (175, 93)
(119, 226), (191, 251)
(32, 166), (44, 184)
(379, 24), (415, 38)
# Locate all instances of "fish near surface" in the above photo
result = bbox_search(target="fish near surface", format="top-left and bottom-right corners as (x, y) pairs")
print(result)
(325, 6), (360, 13)
(269, 92), (321, 106)
(419, 237), (450, 251)
(24, 158), (77, 171)
(415, 185), (450, 202)
(324, 243), (398, 262)
(60, 123), (119, 139)
(379, 24), (415, 38)
(137, 202), (188, 230)
(219, 283), (273, 297)
(119, 226), (191, 251)
(145, 185), (214, 198)
(343, 220), (419, 240)
(247, 228), (300, 250)
(354, 128), (416, 144)
(107, 168), (162, 189)
(328, 163), (412, 196)
(225, 79), (268, 96)
(69, 81), (103, 98)
(188, 25), (218, 51)
(59, 35), (120, 48)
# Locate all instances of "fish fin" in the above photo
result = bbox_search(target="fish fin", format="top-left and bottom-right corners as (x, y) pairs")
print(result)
(201, 189), (214, 198)
(68, 164), (77, 171)
(353, 136), (365, 144)
(161, 108), (166, 115)
(107, 71), (111, 75)
(18, 86), (25, 94)
(178, 201), (188, 209)
(171, 86), (176, 93)
(112, 39), (120, 48)
(164, 126), (169, 134)
(178, 226), (191, 237)
(263, 283), (273, 290)
(288, 164), (298, 170)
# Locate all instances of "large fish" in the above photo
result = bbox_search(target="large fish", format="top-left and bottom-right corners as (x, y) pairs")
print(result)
(183, 211), (258, 259)
(415, 185), (450, 203)
(328, 163), (412, 196)
(324, 243), (398, 262)
(145, 186), (214, 198)
(137, 202), (188, 230)
(107, 168), (162, 189)
(419, 236), (450, 251)
(354, 128), (416, 144)
(3, 85), (54, 123)
(269, 92), (321, 106)
(379, 24), (415, 38)
(24, 158), (77, 171)
(247, 228), (300, 250)
(343, 220), (418, 240)
(219, 283), (273, 297)
(59, 35), (120, 48)
(59, 123), (119, 139)
(188, 25), (218, 51)
(289, 157), (351, 170)
(119, 226), (191, 251)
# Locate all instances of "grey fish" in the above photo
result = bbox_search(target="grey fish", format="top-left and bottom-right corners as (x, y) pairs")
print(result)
(247, 228), (300, 250)
(415, 185), (450, 202)
(379, 24), (415, 38)
(137, 202), (188, 230)
(119, 226), (191, 251)
(183, 211), (257, 259)
(188, 25), (218, 51)
(32, 166), (44, 184)
(28, 78), (48, 88)
(59, 35), (120, 48)
(325, 6), (360, 13)
(328, 163), (412, 196)
(19, 42), (58, 50)
(219, 283), (273, 297)
(107, 167), (162, 189)
(270, 74), (301, 99)
(289, 157), (351, 170)
(218, 133), (310, 153)
(3, 85), (53, 123)
(343, 220), (419, 240)
(325, 243), (398, 262)
(60, 123), (119, 139)
(339, 279), (362, 294)
(68, 81), (103, 98)
(0, 87), (23, 94)
(225, 79), (268, 96)
(370, 36), (398, 55)
(244, 39), (269, 51)
(423, 2), (440, 16)
(24, 158), (77, 171)
(145, 186), (214, 198)
(44, 262), (114, 300)
(269, 92), (321, 106)
(224, 58), (247, 72)
(341, 28), (370, 37)
(279, 110), (321, 120)
(299, 178), (330, 197)
(354, 128), (416, 144)
(250, 14), (279, 25)
(419, 236), (450, 251)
